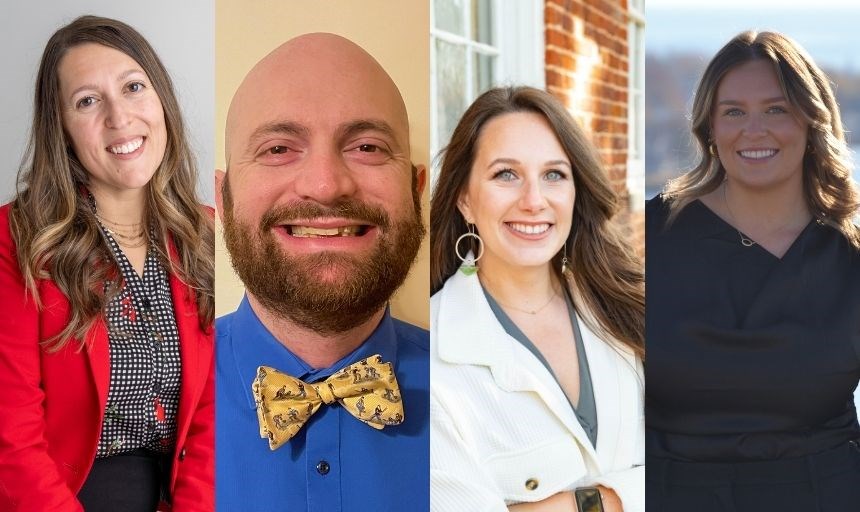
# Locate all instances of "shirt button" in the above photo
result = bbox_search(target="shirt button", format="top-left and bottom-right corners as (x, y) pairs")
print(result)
(179, 447), (186, 461)
(316, 460), (330, 475)
(525, 478), (539, 491)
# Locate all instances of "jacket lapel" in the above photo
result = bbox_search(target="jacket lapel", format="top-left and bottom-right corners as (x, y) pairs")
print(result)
(436, 270), (602, 468)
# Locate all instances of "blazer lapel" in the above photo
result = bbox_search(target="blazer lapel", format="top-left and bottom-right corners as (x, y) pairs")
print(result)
(437, 270), (601, 468)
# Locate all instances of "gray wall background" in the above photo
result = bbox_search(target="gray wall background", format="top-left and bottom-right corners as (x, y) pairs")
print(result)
(0, 0), (214, 204)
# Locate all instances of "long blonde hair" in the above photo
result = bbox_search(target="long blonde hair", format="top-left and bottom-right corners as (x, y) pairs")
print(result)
(9, 15), (214, 351)
(664, 30), (860, 247)
(430, 87), (644, 359)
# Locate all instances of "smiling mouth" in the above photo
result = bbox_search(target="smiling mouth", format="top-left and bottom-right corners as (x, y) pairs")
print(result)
(507, 223), (551, 235)
(107, 137), (144, 155)
(286, 225), (371, 238)
(738, 149), (778, 159)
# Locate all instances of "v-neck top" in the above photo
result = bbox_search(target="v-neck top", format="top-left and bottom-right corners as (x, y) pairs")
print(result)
(482, 285), (598, 446)
(645, 195), (860, 462)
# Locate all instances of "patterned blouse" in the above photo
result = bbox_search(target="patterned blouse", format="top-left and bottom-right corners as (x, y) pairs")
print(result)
(95, 225), (182, 457)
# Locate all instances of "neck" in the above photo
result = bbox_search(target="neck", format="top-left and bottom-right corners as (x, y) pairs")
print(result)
(246, 293), (386, 369)
(724, 177), (811, 230)
(90, 186), (147, 224)
(478, 254), (560, 308)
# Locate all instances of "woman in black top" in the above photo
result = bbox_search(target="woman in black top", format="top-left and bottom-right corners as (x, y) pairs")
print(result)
(646, 31), (860, 511)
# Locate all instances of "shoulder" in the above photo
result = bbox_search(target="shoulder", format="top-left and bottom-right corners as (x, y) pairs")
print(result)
(0, 202), (19, 268)
(215, 312), (235, 344)
(645, 194), (671, 230)
(392, 317), (429, 354)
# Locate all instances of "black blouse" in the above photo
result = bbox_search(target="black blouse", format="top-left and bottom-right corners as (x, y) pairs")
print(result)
(645, 195), (860, 462)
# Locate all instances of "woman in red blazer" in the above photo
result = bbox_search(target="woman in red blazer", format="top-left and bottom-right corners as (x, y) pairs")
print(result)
(0, 16), (214, 511)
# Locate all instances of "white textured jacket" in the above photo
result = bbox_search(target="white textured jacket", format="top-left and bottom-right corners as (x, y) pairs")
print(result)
(430, 269), (644, 512)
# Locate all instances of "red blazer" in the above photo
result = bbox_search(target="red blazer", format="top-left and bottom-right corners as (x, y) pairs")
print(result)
(0, 203), (214, 511)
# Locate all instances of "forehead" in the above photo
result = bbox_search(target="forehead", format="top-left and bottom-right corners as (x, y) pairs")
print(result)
(58, 43), (143, 88)
(475, 112), (567, 158)
(230, 49), (409, 150)
(716, 60), (783, 101)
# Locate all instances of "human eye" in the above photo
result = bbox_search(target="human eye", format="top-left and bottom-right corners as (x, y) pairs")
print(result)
(75, 96), (97, 109)
(722, 108), (743, 117)
(345, 140), (391, 165)
(256, 143), (299, 166)
(492, 168), (517, 182)
(766, 105), (788, 114)
(126, 81), (146, 93)
(545, 169), (567, 182)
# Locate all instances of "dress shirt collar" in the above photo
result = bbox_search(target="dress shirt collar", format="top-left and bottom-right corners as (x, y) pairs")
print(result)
(228, 296), (399, 410)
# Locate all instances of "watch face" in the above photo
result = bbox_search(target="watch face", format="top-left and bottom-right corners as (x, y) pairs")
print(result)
(574, 487), (604, 512)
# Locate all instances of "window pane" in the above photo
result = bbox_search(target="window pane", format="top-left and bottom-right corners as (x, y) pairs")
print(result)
(435, 0), (465, 36)
(473, 51), (495, 98)
(436, 38), (468, 148)
(471, 0), (493, 45)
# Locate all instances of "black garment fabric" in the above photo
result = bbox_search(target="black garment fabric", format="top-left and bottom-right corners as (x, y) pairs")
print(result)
(77, 449), (166, 512)
(645, 195), (860, 508)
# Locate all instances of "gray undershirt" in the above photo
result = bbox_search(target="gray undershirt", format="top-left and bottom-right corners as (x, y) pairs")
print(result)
(482, 285), (598, 447)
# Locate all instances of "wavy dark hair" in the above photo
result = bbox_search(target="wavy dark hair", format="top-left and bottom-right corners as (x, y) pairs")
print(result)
(430, 86), (644, 358)
(9, 15), (214, 350)
(664, 30), (860, 247)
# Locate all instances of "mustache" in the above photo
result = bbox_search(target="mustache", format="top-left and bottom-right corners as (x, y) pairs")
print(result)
(260, 199), (391, 230)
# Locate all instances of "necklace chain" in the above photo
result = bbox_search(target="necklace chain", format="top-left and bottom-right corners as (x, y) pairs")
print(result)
(487, 283), (561, 315)
(722, 182), (757, 247)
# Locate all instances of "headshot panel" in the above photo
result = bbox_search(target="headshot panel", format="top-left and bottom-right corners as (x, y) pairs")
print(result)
(429, 1), (645, 511)
(214, 1), (430, 510)
(646, 1), (860, 511)
(0, 2), (216, 511)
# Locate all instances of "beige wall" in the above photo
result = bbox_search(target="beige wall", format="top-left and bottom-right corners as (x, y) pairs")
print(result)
(215, 0), (430, 329)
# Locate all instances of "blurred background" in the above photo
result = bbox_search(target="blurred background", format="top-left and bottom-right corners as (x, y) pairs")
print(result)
(645, 0), (860, 412)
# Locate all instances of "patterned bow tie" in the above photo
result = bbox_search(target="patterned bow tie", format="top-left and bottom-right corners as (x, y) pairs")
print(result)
(252, 354), (404, 450)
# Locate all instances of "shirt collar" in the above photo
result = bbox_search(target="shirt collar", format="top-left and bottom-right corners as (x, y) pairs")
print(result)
(229, 296), (399, 409)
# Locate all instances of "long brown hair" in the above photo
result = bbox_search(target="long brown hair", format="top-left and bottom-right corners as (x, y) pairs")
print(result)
(430, 86), (644, 358)
(664, 30), (860, 247)
(9, 15), (214, 351)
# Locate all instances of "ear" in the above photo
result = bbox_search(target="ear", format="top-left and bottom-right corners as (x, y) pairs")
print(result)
(214, 170), (226, 221)
(457, 194), (474, 225)
(414, 163), (427, 197)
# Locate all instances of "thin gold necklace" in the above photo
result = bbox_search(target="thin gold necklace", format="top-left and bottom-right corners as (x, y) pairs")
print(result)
(487, 282), (561, 315)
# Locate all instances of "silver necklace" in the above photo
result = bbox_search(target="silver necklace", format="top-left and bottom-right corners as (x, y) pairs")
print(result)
(722, 183), (756, 247)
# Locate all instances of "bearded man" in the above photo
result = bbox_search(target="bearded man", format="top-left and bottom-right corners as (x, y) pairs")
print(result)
(215, 33), (428, 511)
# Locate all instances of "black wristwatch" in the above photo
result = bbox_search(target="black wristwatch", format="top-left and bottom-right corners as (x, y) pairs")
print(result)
(574, 487), (604, 512)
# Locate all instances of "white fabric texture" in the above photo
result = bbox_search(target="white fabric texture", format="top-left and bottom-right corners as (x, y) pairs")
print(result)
(431, 269), (644, 512)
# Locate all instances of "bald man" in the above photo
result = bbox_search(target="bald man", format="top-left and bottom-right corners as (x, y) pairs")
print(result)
(215, 34), (429, 511)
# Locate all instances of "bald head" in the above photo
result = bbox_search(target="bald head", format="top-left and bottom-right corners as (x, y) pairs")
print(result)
(225, 33), (411, 168)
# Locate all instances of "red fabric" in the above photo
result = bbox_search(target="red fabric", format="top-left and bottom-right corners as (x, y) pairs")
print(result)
(0, 203), (214, 511)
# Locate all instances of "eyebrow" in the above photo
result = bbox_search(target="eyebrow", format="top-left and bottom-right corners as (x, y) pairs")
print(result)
(247, 121), (311, 146)
(337, 119), (401, 148)
(67, 68), (146, 101)
(486, 158), (571, 170)
(716, 96), (787, 106)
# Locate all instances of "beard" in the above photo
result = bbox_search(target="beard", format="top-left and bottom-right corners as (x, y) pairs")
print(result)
(221, 180), (425, 335)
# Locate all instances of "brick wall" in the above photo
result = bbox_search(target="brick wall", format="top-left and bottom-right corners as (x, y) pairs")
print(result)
(544, 0), (644, 255)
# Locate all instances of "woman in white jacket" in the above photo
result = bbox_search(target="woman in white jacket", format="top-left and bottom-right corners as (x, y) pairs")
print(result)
(429, 86), (644, 512)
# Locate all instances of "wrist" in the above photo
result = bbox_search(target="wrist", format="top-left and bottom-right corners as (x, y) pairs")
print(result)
(574, 487), (604, 512)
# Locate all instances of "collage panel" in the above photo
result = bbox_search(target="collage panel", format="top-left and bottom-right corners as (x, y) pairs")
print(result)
(429, 1), (645, 511)
(645, 1), (860, 511)
(0, 1), (215, 511)
(213, 0), (431, 510)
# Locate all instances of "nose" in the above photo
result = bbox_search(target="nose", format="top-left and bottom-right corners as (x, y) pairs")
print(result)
(292, 150), (358, 204)
(518, 177), (547, 212)
(742, 113), (767, 138)
(104, 98), (131, 129)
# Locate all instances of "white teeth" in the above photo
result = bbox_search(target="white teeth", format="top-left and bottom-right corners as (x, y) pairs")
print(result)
(291, 225), (362, 237)
(739, 149), (776, 159)
(509, 223), (550, 235)
(108, 137), (143, 155)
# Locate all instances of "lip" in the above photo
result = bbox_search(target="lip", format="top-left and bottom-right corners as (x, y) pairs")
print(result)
(504, 221), (553, 240)
(106, 136), (146, 160)
(273, 218), (379, 253)
(737, 148), (778, 161)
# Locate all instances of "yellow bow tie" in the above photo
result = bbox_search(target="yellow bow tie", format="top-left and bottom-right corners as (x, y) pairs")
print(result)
(252, 354), (405, 450)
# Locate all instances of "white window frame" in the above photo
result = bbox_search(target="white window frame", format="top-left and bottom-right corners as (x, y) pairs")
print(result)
(627, 0), (646, 210)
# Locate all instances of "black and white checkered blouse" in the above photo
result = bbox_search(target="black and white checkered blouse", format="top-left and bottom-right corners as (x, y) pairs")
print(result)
(96, 225), (182, 457)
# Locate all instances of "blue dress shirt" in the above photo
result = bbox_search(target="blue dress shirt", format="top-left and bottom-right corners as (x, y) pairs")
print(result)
(216, 297), (430, 511)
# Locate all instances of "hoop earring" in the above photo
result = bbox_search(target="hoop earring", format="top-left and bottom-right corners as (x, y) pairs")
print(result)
(561, 241), (571, 276)
(455, 224), (484, 276)
(708, 143), (718, 159)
